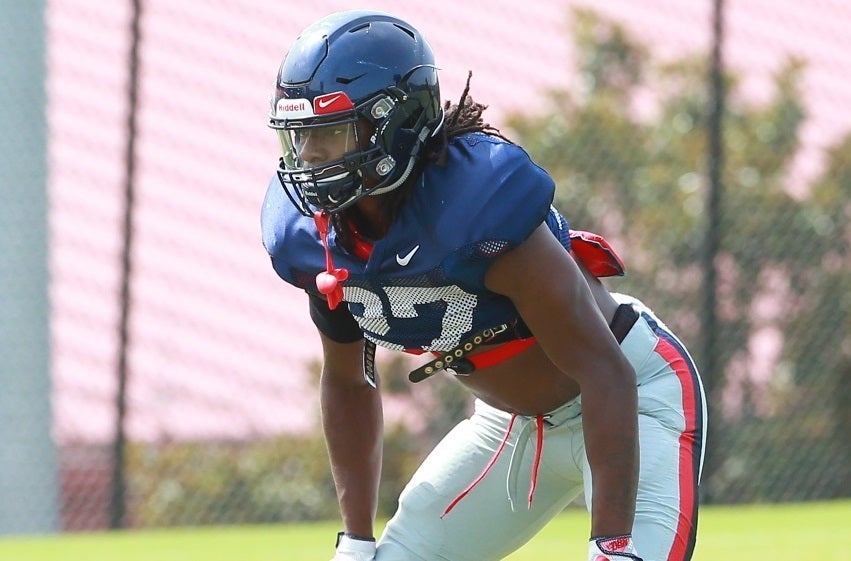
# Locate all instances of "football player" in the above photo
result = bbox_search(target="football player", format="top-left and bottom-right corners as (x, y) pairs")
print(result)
(261, 10), (707, 561)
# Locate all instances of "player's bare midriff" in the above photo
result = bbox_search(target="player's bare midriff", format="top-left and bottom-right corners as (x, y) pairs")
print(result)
(454, 341), (582, 415)
(456, 267), (620, 416)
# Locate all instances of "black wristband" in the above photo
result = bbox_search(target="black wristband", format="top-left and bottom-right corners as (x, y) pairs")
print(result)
(590, 533), (632, 541)
(336, 531), (376, 546)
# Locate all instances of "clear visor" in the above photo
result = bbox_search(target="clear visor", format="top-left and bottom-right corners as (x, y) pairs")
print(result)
(277, 121), (358, 172)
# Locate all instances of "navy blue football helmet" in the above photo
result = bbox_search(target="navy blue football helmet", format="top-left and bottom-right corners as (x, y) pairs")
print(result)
(269, 10), (444, 215)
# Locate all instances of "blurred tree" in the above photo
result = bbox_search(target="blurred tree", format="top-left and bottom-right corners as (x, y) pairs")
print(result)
(506, 8), (849, 502)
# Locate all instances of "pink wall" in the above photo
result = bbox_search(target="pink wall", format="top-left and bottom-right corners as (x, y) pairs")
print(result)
(47, 0), (851, 442)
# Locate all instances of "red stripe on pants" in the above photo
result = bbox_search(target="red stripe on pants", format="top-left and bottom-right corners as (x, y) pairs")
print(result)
(654, 336), (700, 561)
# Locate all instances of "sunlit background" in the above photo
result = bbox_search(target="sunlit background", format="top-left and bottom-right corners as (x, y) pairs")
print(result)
(2, 0), (849, 534)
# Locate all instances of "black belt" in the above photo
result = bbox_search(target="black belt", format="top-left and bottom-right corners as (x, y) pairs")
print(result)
(408, 319), (532, 382)
(407, 304), (639, 383)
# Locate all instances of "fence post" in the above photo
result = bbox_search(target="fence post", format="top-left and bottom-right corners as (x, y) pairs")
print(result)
(0, 0), (59, 535)
(700, 0), (726, 503)
(110, 0), (144, 530)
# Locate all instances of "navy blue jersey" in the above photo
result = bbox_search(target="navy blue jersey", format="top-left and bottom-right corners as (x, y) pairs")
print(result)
(262, 132), (562, 352)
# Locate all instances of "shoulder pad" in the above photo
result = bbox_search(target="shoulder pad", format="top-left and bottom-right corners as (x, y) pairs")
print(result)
(260, 175), (325, 290)
(400, 134), (554, 287)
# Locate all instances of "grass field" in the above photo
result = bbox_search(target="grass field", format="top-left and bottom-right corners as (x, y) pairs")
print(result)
(1, 500), (848, 560)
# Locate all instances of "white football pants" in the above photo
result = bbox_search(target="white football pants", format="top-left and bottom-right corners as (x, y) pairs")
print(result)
(375, 294), (707, 561)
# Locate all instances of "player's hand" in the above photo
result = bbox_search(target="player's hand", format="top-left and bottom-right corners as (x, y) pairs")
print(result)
(330, 532), (376, 561)
(588, 535), (643, 561)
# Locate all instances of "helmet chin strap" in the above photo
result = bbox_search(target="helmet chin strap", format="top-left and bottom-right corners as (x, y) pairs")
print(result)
(368, 122), (434, 196)
(367, 154), (416, 196)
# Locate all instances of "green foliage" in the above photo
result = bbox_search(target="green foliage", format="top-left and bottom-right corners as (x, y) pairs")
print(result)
(127, 436), (337, 527)
(125, 424), (445, 528)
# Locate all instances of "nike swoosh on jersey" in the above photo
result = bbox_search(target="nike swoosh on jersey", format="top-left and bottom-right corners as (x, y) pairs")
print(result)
(396, 245), (420, 266)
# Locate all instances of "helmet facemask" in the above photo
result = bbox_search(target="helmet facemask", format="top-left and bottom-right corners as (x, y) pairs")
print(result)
(272, 107), (372, 216)
(271, 82), (441, 216)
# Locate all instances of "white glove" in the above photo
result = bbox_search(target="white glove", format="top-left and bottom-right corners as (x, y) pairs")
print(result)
(588, 535), (643, 561)
(331, 532), (376, 561)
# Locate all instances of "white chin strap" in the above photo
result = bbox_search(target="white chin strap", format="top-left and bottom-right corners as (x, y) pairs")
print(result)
(368, 155), (416, 196)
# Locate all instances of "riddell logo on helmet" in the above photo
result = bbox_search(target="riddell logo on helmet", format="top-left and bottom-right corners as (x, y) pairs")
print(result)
(276, 98), (313, 118)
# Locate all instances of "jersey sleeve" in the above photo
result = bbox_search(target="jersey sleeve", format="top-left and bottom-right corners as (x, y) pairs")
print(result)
(308, 292), (364, 343)
(416, 135), (556, 290)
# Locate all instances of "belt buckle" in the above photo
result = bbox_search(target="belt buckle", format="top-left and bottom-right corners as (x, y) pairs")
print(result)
(482, 323), (509, 340)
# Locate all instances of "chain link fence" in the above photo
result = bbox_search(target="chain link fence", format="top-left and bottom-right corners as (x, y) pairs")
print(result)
(2, 0), (848, 533)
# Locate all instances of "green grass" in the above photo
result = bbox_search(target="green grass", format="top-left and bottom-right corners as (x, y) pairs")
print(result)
(1, 500), (848, 560)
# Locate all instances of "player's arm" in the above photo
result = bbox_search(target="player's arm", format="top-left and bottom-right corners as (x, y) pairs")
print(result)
(484, 224), (639, 539)
(310, 294), (383, 541)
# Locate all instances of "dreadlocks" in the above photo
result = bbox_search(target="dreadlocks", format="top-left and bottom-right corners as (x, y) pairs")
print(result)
(431, 71), (513, 165)
(332, 71), (511, 248)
